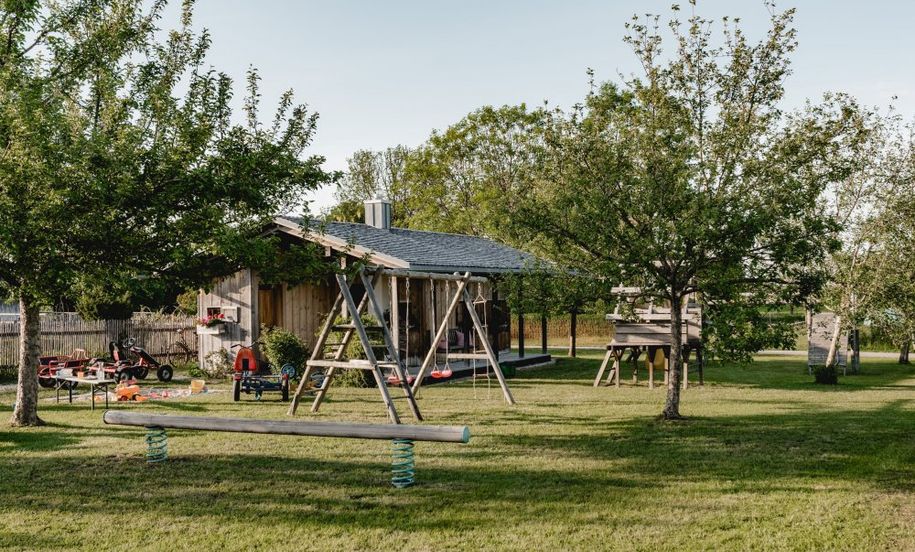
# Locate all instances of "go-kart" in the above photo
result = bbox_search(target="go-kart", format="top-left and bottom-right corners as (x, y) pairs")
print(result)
(89, 339), (174, 383)
(231, 343), (295, 401)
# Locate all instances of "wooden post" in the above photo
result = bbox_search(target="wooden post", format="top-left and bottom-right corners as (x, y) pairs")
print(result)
(336, 273), (401, 424)
(594, 349), (613, 387)
(540, 313), (547, 354)
(462, 286), (515, 405)
(391, 276), (400, 360)
(492, 288), (500, 361)
(359, 272), (422, 421)
(411, 276), (469, 396)
(647, 347), (655, 389)
(517, 277), (525, 358)
(569, 310), (578, 358)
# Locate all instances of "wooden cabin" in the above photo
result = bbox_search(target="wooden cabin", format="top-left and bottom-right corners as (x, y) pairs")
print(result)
(197, 199), (541, 369)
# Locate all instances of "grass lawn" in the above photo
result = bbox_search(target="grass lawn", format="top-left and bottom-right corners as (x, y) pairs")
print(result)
(1, 352), (914, 551)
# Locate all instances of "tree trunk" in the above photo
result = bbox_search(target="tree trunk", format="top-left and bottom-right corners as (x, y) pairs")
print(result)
(11, 292), (43, 426)
(568, 310), (578, 358)
(824, 315), (842, 368)
(540, 313), (547, 354)
(661, 294), (684, 420)
(899, 341), (910, 365)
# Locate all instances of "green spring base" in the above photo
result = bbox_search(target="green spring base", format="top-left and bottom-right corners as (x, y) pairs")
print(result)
(391, 438), (415, 488)
(145, 426), (168, 463)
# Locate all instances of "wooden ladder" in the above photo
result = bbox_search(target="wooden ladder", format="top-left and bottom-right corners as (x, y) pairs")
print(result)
(287, 270), (422, 424)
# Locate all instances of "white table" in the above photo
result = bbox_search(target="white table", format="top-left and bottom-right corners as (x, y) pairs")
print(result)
(54, 376), (117, 410)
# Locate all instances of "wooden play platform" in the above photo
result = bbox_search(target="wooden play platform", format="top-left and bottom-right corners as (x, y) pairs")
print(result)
(594, 288), (703, 389)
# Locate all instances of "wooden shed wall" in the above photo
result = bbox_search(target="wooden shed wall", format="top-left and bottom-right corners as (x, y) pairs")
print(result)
(197, 269), (255, 367)
(276, 276), (338, 349)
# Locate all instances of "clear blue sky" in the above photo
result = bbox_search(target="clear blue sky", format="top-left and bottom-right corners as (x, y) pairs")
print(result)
(167, 1), (915, 211)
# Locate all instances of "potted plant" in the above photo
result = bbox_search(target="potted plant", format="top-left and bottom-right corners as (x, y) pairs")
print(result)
(196, 312), (227, 335)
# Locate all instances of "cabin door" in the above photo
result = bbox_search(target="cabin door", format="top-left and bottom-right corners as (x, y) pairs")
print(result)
(258, 286), (282, 328)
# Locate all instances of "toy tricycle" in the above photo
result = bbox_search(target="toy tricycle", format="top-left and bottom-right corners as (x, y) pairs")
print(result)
(231, 343), (295, 401)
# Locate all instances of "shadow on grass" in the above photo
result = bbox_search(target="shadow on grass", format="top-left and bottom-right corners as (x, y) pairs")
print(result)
(498, 398), (915, 493)
(517, 354), (915, 393)
(2, 398), (912, 536)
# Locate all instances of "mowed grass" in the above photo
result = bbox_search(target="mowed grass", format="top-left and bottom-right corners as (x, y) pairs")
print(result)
(1, 353), (914, 551)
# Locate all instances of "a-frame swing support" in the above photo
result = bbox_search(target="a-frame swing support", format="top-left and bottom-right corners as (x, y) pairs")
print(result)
(287, 270), (422, 424)
(411, 272), (515, 405)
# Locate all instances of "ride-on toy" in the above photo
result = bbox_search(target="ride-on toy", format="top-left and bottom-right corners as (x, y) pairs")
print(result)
(37, 349), (91, 389)
(231, 343), (295, 401)
(89, 339), (174, 383)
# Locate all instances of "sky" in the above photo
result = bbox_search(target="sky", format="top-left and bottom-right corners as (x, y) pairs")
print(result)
(165, 1), (915, 213)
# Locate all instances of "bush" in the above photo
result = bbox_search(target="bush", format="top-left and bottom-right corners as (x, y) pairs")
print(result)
(813, 364), (839, 385)
(332, 368), (370, 388)
(201, 349), (233, 378)
(312, 314), (382, 388)
(259, 325), (310, 374)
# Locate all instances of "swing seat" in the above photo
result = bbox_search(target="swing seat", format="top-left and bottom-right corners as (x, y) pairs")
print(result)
(387, 374), (416, 386)
(440, 367), (453, 378)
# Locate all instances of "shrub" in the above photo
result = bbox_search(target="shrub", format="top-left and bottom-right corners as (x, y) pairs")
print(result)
(312, 314), (382, 387)
(259, 325), (310, 374)
(813, 364), (839, 385)
(202, 349), (233, 378)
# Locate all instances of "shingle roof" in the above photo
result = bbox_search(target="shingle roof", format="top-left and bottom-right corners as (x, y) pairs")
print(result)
(278, 217), (539, 274)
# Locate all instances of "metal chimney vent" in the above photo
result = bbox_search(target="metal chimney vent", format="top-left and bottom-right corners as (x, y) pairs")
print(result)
(364, 198), (392, 230)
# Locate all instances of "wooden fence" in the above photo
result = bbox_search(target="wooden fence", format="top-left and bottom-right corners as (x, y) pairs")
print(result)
(0, 312), (197, 370)
(511, 314), (612, 347)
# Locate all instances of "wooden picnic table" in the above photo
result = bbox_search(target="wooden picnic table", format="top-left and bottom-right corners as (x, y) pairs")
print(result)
(54, 376), (116, 410)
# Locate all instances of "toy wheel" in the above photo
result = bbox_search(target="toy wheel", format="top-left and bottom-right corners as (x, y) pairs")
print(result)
(115, 368), (133, 383)
(281, 380), (289, 402)
(156, 364), (173, 382)
(280, 364), (297, 379)
(38, 377), (55, 389)
(135, 366), (149, 379)
(232, 379), (241, 402)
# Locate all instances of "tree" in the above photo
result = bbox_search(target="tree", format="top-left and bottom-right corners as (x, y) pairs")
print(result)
(510, 3), (872, 419)
(329, 146), (412, 223)
(2, 0), (333, 426)
(329, 105), (546, 240)
(866, 122), (915, 363)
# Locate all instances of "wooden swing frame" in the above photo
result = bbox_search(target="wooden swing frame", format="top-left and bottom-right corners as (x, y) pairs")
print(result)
(410, 271), (515, 405)
(287, 269), (422, 424)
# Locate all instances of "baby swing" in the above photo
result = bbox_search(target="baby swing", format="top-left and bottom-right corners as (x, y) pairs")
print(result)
(431, 278), (453, 379)
(386, 277), (415, 386)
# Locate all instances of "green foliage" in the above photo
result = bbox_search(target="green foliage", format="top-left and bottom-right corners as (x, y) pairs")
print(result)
(312, 313), (381, 388)
(332, 106), (547, 242)
(202, 349), (233, 379)
(258, 325), (309, 373)
(0, 0), (334, 423)
(812, 364), (839, 385)
(704, 302), (799, 364)
(175, 290), (198, 316)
